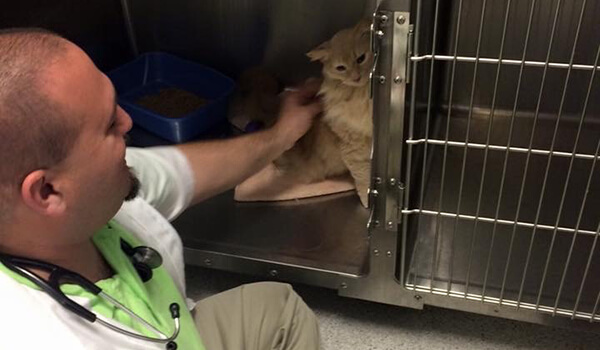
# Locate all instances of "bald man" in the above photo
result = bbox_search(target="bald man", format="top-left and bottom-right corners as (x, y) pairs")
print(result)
(0, 28), (321, 350)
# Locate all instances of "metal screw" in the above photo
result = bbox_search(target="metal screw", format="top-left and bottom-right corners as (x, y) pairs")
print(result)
(375, 30), (384, 39)
(379, 15), (388, 24)
(373, 249), (380, 256)
(387, 221), (394, 229)
(368, 220), (379, 229)
(378, 75), (386, 84)
(204, 258), (212, 266)
(374, 177), (383, 185)
(269, 269), (279, 277)
(389, 178), (397, 186)
(386, 251), (392, 257)
(394, 76), (403, 84)
(371, 189), (379, 198)
(340, 282), (348, 289)
(414, 295), (422, 301)
(397, 16), (406, 25)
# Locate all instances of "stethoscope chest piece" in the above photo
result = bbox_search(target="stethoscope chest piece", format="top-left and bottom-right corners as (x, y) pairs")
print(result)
(132, 246), (163, 269)
(120, 239), (163, 282)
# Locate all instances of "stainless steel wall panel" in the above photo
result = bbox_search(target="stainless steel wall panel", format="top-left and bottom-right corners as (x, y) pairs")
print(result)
(128, 0), (368, 81)
(1, 0), (133, 71)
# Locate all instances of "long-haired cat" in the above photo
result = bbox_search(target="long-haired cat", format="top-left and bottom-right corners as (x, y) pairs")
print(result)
(274, 19), (373, 207)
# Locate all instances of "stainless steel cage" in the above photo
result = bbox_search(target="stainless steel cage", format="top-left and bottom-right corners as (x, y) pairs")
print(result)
(173, 0), (600, 333)
(402, 0), (600, 325)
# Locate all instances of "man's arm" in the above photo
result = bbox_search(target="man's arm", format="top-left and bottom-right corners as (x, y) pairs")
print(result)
(176, 80), (322, 204)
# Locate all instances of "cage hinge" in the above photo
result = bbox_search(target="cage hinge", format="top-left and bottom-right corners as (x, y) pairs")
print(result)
(367, 177), (382, 231)
(405, 24), (414, 84)
(388, 179), (405, 227)
(368, 178), (404, 231)
(397, 182), (405, 225)
(369, 11), (388, 99)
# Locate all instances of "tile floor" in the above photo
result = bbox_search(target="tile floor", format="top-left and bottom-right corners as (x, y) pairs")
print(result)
(186, 265), (600, 350)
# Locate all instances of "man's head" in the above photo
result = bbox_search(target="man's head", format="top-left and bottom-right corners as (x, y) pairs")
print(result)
(0, 28), (139, 240)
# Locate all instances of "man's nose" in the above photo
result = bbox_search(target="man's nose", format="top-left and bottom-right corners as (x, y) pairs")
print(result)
(119, 105), (133, 134)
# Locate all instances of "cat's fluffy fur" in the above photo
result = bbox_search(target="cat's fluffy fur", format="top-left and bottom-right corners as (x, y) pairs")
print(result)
(274, 19), (373, 206)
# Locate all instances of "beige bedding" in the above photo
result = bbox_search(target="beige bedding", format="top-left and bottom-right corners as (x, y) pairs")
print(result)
(234, 163), (355, 202)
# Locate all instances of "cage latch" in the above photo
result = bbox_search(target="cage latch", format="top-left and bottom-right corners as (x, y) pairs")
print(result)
(406, 24), (414, 84)
(369, 11), (387, 99)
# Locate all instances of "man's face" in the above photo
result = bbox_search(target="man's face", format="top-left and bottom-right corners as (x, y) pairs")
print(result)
(46, 43), (137, 232)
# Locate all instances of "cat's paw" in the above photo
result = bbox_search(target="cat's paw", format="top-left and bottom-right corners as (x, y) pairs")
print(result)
(358, 189), (369, 208)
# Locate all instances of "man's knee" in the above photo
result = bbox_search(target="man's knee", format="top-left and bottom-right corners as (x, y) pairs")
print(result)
(241, 282), (320, 348)
(241, 282), (295, 307)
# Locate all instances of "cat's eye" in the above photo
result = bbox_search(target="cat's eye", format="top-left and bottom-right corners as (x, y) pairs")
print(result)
(336, 65), (347, 72)
(356, 53), (366, 64)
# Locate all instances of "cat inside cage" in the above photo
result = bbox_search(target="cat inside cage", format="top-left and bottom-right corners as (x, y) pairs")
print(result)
(231, 19), (375, 207)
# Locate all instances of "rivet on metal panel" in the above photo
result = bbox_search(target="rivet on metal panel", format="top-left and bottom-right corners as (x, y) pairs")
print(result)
(269, 269), (279, 277)
(386, 251), (392, 257)
(375, 30), (384, 39)
(378, 75), (386, 84)
(394, 76), (403, 84)
(340, 282), (348, 289)
(371, 220), (380, 228)
(371, 189), (379, 198)
(397, 16), (406, 25)
(387, 221), (394, 229)
(414, 295), (422, 301)
(379, 15), (388, 24)
(389, 178), (397, 186)
(374, 177), (383, 185)
(204, 258), (212, 266)
(373, 249), (380, 256)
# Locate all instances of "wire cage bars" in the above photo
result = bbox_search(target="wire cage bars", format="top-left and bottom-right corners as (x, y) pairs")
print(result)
(402, 0), (600, 322)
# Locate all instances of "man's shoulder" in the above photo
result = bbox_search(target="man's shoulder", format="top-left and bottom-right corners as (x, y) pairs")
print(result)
(125, 147), (194, 221)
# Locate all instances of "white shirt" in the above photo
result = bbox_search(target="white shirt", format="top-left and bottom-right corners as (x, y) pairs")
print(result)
(0, 146), (195, 350)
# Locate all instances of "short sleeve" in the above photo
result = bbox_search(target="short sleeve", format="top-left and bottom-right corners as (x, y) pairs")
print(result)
(124, 147), (195, 221)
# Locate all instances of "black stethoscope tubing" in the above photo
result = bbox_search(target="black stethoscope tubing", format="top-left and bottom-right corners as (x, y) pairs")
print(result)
(0, 242), (180, 350)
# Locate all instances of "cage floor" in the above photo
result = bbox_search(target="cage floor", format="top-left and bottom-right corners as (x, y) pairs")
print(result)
(406, 112), (600, 319)
(173, 190), (370, 276)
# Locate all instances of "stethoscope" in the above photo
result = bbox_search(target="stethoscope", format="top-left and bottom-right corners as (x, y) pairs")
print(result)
(0, 239), (181, 350)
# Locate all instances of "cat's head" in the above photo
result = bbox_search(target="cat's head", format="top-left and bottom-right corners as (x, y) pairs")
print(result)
(307, 19), (373, 87)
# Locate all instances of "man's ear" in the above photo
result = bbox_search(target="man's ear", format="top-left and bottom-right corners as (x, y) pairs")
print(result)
(306, 41), (331, 62)
(20, 170), (66, 216)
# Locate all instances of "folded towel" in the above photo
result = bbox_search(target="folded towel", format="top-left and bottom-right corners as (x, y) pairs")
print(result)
(234, 163), (355, 202)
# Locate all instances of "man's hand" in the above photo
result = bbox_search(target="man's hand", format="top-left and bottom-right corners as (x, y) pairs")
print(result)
(272, 79), (323, 151)
(176, 78), (324, 204)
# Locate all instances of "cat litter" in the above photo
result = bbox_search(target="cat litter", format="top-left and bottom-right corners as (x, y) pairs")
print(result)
(108, 52), (234, 143)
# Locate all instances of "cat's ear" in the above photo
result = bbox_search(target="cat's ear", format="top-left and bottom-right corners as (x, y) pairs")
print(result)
(357, 18), (372, 38)
(307, 41), (331, 62)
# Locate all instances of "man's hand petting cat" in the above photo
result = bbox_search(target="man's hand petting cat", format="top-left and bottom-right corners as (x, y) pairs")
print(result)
(273, 78), (323, 151)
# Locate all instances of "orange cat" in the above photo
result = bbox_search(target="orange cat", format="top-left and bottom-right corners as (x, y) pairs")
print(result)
(275, 19), (373, 207)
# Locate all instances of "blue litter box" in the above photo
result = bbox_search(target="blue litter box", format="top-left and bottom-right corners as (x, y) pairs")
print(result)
(108, 52), (235, 143)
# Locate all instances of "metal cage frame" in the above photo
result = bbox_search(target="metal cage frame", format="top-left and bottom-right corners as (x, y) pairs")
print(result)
(177, 0), (600, 334)
(341, 0), (600, 332)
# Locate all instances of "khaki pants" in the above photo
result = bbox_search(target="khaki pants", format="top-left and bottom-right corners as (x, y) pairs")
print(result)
(193, 282), (321, 350)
